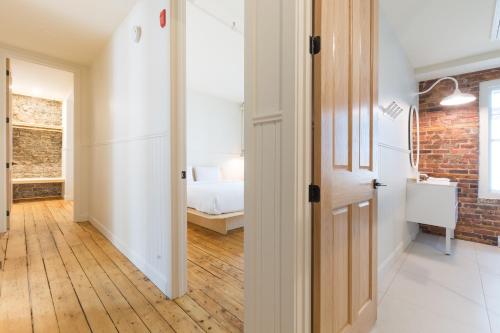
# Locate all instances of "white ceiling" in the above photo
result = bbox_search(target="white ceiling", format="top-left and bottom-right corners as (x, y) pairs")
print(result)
(11, 59), (74, 101)
(0, 0), (140, 64)
(187, 0), (244, 103)
(190, 0), (244, 33)
(381, 0), (500, 77)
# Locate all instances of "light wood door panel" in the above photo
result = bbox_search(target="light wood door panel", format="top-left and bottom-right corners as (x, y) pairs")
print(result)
(313, 0), (378, 332)
(331, 207), (350, 333)
(357, 201), (372, 309)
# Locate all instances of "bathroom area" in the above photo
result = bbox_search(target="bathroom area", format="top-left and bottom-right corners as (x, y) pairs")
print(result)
(375, 1), (500, 331)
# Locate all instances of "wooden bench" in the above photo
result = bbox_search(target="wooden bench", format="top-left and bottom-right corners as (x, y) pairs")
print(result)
(13, 178), (65, 201)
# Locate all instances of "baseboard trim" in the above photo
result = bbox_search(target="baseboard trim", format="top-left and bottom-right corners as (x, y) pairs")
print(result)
(75, 215), (89, 223)
(88, 216), (169, 296)
(378, 229), (419, 280)
(378, 241), (405, 279)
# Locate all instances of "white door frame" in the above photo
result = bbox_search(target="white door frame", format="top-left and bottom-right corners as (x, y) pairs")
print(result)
(170, 0), (313, 330)
(169, 0), (188, 298)
(0, 43), (89, 231)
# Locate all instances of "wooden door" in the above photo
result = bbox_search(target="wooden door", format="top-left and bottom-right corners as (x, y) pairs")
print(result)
(312, 0), (378, 332)
(5, 58), (12, 229)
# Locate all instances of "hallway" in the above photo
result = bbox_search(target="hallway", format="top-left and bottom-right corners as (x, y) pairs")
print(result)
(0, 200), (243, 332)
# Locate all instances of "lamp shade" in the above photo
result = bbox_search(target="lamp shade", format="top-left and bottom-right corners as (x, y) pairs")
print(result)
(440, 89), (476, 106)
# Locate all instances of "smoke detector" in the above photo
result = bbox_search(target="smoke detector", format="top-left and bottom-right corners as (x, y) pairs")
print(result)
(132, 26), (142, 43)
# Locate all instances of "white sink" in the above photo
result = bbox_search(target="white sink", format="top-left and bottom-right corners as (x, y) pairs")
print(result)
(420, 177), (452, 186)
(406, 179), (458, 254)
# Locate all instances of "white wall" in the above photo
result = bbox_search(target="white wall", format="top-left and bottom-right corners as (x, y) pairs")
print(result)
(187, 90), (243, 180)
(89, 0), (172, 296)
(186, 0), (244, 102)
(377, 12), (420, 277)
(186, 0), (244, 181)
(63, 93), (75, 200)
(10, 59), (74, 101)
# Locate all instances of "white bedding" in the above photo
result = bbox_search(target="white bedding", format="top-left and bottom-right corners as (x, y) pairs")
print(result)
(187, 181), (244, 215)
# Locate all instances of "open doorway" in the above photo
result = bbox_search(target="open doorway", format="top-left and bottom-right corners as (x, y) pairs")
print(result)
(5, 58), (75, 226)
(183, 0), (245, 330)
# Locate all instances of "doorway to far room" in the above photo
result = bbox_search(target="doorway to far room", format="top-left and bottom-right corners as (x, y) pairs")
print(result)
(184, 0), (245, 331)
(6, 58), (75, 227)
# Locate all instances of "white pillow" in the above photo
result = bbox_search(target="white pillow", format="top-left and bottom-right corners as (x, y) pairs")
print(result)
(186, 166), (194, 183)
(194, 166), (221, 182)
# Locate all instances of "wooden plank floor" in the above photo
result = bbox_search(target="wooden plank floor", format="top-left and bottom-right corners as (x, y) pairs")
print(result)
(0, 200), (244, 333)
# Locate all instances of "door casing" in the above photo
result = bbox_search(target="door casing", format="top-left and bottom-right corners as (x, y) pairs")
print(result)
(5, 58), (12, 229)
(0, 48), (86, 232)
(170, 0), (314, 331)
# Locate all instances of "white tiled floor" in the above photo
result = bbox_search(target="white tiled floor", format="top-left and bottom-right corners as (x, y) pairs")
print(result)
(372, 233), (500, 333)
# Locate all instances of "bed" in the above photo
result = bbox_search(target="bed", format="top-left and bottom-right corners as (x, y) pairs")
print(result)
(187, 180), (244, 234)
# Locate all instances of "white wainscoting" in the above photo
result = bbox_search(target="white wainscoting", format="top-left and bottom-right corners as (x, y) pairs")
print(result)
(245, 0), (312, 330)
(89, 133), (170, 295)
(245, 0), (286, 331)
(377, 143), (419, 283)
(247, 113), (283, 331)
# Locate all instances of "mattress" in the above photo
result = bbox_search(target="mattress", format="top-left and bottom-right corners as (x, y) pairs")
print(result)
(187, 181), (244, 215)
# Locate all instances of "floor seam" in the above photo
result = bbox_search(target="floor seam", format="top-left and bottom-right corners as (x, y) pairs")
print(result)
(378, 239), (414, 304)
(474, 242), (494, 333)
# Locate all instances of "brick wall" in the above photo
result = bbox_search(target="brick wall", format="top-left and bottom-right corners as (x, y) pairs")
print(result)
(13, 128), (62, 178)
(11, 94), (63, 200)
(418, 68), (500, 245)
(12, 94), (62, 127)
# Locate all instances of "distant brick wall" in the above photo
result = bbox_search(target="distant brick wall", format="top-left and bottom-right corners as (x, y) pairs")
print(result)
(13, 183), (63, 201)
(12, 94), (62, 127)
(11, 94), (63, 200)
(13, 128), (62, 179)
(418, 68), (500, 245)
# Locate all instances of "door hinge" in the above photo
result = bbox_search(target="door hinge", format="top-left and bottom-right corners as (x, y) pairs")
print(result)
(309, 184), (321, 203)
(5, 163), (9, 169)
(6, 210), (9, 217)
(181, 170), (186, 179)
(309, 36), (321, 55)
(6, 117), (9, 124)
(6, 69), (10, 76)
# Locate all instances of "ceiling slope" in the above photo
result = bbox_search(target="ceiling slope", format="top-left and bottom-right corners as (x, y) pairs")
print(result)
(0, 0), (140, 64)
(381, 0), (500, 79)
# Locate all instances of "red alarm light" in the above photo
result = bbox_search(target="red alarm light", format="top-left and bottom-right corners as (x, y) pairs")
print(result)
(160, 9), (167, 28)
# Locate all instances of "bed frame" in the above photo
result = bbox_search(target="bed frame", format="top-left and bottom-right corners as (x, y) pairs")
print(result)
(187, 208), (244, 235)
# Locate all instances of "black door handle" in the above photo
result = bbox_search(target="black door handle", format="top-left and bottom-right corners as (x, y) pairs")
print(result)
(373, 179), (387, 189)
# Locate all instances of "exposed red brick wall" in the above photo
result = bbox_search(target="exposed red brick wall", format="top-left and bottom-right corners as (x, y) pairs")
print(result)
(418, 68), (500, 245)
